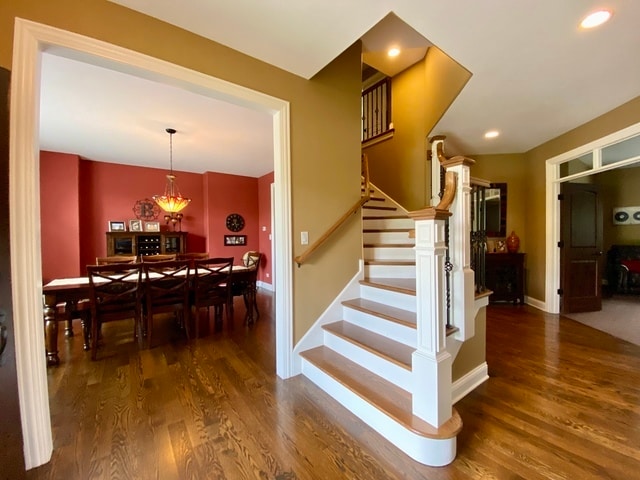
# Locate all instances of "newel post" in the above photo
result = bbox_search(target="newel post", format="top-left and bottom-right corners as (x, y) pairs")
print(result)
(408, 207), (453, 427)
(440, 156), (476, 340)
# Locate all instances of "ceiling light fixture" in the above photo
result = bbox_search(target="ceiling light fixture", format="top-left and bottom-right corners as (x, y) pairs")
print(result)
(580, 10), (612, 29)
(388, 48), (400, 57)
(484, 130), (500, 139)
(153, 128), (191, 230)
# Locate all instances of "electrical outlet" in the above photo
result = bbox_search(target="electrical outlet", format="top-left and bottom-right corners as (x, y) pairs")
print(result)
(301, 231), (309, 245)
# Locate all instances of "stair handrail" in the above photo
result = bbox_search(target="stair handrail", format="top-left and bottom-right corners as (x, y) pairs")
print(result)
(294, 154), (371, 267)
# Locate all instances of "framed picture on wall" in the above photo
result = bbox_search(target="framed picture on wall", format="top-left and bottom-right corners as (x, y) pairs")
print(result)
(224, 235), (247, 246)
(108, 221), (126, 232)
(144, 221), (160, 232)
(129, 219), (143, 232)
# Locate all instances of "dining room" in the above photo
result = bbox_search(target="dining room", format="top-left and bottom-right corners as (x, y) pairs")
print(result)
(39, 148), (274, 364)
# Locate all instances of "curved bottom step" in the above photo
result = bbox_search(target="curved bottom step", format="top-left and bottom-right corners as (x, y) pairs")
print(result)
(300, 346), (461, 467)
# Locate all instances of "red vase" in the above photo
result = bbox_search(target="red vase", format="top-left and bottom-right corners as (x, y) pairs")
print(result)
(506, 231), (520, 253)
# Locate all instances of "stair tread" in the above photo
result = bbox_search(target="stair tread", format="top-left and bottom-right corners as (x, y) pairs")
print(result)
(342, 298), (416, 328)
(363, 205), (398, 211)
(323, 320), (413, 369)
(361, 277), (416, 295)
(364, 260), (415, 266)
(300, 346), (462, 439)
(363, 215), (410, 220)
(363, 228), (413, 233)
(364, 243), (414, 248)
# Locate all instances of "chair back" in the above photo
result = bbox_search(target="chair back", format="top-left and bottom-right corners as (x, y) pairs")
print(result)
(141, 254), (177, 263)
(96, 255), (137, 265)
(242, 251), (261, 270)
(142, 260), (190, 310)
(176, 252), (209, 268)
(192, 257), (234, 308)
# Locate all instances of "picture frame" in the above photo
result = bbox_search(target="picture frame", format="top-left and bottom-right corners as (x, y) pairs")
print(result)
(224, 235), (247, 246)
(129, 219), (143, 232)
(108, 221), (126, 232)
(144, 221), (160, 232)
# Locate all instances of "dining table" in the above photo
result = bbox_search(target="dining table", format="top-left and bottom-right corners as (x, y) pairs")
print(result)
(42, 264), (254, 365)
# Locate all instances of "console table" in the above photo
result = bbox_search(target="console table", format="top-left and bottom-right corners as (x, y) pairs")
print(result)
(485, 252), (525, 304)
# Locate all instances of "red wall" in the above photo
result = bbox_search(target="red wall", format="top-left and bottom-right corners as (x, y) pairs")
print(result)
(40, 151), (272, 284)
(39, 152), (81, 283)
(258, 172), (274, 284)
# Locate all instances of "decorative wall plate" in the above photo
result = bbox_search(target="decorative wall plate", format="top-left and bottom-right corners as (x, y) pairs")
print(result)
(133, 198), (160, 220)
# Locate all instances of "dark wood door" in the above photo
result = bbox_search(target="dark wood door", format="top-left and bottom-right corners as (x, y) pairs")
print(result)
(560, 182), (603, 314)
(0, 67), (27, 476)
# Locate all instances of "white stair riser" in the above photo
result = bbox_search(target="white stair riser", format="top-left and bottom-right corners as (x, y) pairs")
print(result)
(363, 218), (414, 230)
(365, 246), (415, 261)
(364, 231), (415, 244)
(365, 264), (416, 279)
(301, 359), (457, 467)
(342, 308), (416, 347)
(360, 284), (416, 312)
(323, 332), (413, 391)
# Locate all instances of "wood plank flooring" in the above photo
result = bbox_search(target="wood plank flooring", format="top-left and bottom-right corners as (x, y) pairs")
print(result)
(26, 295), (640, 479)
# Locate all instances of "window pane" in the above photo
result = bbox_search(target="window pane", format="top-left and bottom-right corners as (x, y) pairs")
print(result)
(559, 153), (592, 178)
(602, 134), (640, 166)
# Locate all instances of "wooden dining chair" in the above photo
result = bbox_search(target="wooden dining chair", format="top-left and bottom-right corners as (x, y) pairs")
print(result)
(176, 252), (209, 268)
(191, 257), (234, 335)
(142, 259), (191, 348)
(96, 255), (138, 265)
(141, 254), (177, 262)
(86, 262), (143, 360)
(231, 251), (262, 324)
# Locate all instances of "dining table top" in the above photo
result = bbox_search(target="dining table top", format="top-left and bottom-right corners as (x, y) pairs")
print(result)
(43, 264), (251, 292)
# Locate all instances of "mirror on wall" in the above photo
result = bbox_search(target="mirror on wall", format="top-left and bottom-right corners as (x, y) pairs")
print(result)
(486, 182), (507, 237)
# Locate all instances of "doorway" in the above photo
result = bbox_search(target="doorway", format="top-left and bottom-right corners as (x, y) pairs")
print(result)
(545, 121), (640, 314)
(9, 19), (293, 469)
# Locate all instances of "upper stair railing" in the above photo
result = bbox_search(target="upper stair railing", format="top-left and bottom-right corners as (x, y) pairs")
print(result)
(294, 154), (371, 267)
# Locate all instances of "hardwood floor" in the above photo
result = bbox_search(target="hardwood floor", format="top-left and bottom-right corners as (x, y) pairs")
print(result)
(26, 295), (640, 479)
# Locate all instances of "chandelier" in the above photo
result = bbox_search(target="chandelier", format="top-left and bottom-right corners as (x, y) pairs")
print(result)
(153, 128), (191, 230)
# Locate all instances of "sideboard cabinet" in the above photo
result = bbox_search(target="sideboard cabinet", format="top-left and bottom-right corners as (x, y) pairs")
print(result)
(485, 252), (525, 304)
(106, 231), (187, 257)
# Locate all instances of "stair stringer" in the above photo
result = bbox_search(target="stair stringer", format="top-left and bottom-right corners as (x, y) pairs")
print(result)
(290, 261), (365, 377)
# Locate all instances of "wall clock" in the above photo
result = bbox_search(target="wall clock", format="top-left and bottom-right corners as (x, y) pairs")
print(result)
(226, 213), (245, 232)
(133, 198), (160, 221)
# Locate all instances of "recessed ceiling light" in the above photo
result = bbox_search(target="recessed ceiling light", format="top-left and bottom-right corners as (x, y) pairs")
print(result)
(580, 10), (612, 29)
(484, 130), (499, 139)
(388, 48), (400, 57)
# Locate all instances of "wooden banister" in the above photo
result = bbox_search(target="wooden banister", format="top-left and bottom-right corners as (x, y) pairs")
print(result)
(295, 154), (371, 267)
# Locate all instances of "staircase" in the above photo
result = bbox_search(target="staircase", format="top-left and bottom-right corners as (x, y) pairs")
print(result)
(299, 185), (462, 467)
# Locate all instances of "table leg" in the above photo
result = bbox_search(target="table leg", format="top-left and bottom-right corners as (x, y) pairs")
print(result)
(43, 293), (59, 366)
(64, 300), (76, 337)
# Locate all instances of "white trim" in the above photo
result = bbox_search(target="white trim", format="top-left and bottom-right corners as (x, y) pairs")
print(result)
(544, 121), (640, 313)
(524, 295), (546, 311)
(452, 362), (489, 404)
(10, 18), (293, 469)
(301, 358), (457, 466)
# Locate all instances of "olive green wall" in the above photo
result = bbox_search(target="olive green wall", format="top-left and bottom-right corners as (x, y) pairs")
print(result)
(1, 0), (363, 343)
(452, 308), (486, 382)
(364, 47), (470, 211)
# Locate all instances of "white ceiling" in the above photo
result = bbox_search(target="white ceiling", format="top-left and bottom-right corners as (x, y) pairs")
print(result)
(40, 1), (640, 175)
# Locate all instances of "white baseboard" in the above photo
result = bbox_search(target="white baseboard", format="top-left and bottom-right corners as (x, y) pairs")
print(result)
(525, 295), (546, 311)
(452, 362), (489, 404)
(257, 280), (274, 291)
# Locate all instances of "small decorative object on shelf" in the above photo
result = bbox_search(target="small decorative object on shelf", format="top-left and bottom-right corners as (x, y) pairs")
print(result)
(506, 230), (520, 253)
